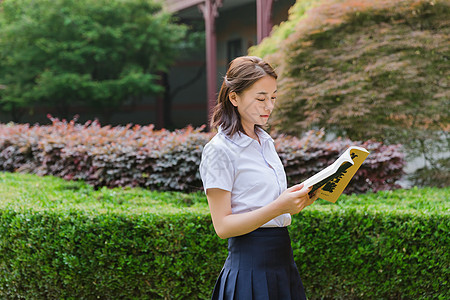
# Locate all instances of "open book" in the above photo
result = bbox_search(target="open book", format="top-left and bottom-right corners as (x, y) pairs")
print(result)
(302, 146), (369, 203)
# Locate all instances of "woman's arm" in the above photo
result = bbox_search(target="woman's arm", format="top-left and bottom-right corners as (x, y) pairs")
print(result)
(206, 184), (319, 239)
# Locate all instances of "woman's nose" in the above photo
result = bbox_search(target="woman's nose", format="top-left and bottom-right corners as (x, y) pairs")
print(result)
(265, 99), (274, 111)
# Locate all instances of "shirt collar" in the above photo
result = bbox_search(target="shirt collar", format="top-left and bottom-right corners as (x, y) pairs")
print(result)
(218, 125), (274, 148)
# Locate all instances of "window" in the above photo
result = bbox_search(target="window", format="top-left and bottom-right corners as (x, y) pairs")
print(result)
(227, 39), (242, 64)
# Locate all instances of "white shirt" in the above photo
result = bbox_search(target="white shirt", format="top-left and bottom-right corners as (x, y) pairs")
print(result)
(199, 126), (291, 227)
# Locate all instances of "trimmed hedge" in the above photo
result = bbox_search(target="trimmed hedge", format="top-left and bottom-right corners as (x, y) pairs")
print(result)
(0, 172), (223, 299)
(0, 117), (405, 194)
(0, 172), (448, 299)
(291, 199), (450, 299)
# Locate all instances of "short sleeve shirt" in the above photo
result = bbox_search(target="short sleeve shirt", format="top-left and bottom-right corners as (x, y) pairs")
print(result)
(199, 126), (291, 227)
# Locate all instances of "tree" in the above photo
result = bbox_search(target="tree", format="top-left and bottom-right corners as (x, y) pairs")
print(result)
(0, 0), (187, 122)
(250, 0), (449, 186)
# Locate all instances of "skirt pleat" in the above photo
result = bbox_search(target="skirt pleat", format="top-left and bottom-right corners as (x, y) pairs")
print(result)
(252, 269), (270, 299)
(235, 270), (252, 299)
(211, 227), (306, 300)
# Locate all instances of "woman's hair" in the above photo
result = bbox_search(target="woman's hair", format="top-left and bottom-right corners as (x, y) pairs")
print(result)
(210, 56), (277, 136)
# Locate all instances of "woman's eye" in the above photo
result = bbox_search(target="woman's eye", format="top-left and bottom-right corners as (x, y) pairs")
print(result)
(271, 97), (277, 101)
(256, 98), (265, 102)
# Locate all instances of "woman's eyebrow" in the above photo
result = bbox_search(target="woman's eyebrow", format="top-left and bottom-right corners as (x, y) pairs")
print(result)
(256, 90), (277, 95)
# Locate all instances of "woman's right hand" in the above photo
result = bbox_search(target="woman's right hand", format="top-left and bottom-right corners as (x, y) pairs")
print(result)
(275, 183), (315, 215)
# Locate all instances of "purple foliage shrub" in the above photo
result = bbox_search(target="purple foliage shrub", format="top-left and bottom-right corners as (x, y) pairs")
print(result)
(274, 129), (405, 194)
(0, 117), (405, 193)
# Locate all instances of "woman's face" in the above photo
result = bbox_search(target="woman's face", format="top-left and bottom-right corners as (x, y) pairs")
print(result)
(229, 75), (277, 133)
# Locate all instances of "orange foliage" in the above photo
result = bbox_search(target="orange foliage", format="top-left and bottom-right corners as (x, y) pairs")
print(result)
(264, 0), (449, 144)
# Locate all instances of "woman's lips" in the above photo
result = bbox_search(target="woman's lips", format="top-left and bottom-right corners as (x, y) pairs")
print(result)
(260, 115), (270, 118)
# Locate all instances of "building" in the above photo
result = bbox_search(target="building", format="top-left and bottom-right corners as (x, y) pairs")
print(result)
(160, 0), (295, 130)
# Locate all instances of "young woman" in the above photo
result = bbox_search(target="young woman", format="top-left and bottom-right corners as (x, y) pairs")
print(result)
(199, 56), (320, 300)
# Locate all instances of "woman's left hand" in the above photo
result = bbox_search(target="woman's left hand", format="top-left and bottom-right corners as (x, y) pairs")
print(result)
(308, 187), (322, 203)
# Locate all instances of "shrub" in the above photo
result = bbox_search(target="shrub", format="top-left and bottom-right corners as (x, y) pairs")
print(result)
(250, 0), (450, 188)
(0, 172), (448, 299)
(0, 117), (405, 193)
(274, 129), (405, 193)
(290, 188), (450, 299)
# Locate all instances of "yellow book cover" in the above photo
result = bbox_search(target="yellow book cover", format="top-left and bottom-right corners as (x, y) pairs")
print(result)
(302, 146), (370, 203)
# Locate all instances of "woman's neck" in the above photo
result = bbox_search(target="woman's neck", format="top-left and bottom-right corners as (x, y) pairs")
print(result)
(242, 125), (260, 143)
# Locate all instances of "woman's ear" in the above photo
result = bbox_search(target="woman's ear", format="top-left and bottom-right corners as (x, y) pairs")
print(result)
(228, 92), (238, 107)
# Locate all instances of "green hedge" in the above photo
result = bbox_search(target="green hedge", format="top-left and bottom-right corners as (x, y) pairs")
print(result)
(0, 172), (448, 299)
(291, 196), (450, 299)
(0, 172), (224, 299)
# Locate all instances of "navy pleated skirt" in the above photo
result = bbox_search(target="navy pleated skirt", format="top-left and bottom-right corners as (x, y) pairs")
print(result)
(211, 227), (306, 300)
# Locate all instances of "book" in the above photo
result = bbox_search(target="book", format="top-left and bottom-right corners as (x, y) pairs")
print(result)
(302, 146), (370, 203)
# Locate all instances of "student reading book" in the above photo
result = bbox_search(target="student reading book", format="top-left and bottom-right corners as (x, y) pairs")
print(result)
(200, 56), (319, 300)
(302, 146), (369, 203)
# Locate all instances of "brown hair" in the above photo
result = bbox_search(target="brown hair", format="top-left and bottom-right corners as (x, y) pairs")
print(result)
(210, 56), (277, 137)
